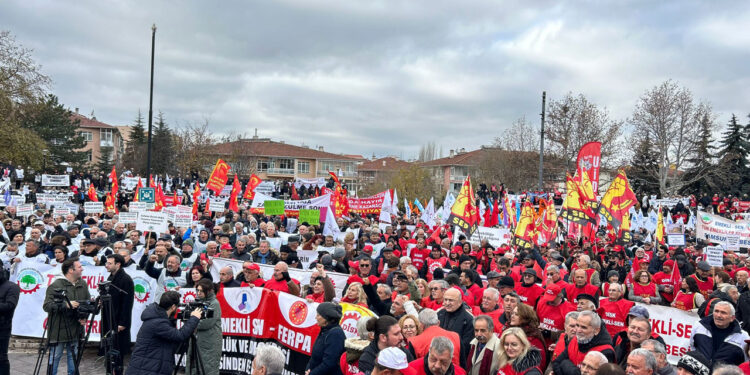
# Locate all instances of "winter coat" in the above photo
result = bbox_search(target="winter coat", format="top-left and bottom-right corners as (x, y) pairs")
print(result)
(186, 294), (222, 375)
(125, 303), (200, 375)
(407, 355), (467, 375)
(363, 282), (392, 317)
(0, 276), (20, 332)
(100, 268), (135, 357)
(551, 323), (615, 375)
(437, 303), (475, 369)
(42, 277), (91, 343)
(689, 315), (750, 366)
(306, 323), (346, 375)
(359, 339), (413, 375)
(250, 248), (280, 265)
(497, 347), (543, 375)
(736, 290), (750, 334)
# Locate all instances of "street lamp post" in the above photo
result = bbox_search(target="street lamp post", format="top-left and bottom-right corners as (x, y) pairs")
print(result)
(146, 24), (156, 182)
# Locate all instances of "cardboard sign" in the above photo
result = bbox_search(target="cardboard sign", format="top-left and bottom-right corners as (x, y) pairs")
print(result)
(667, 234), (686, 246)
(16, 204), (34, 217)
(129, 202), (149, 212)
(726, 235), (741, 252)
(135, 211), (169, 234)
(84, 202), (104, 214)
(64, 203), (79, 215)
(173, 212), (192, 228)
(52, 206), (70, 217)
(705, 246), (724, 267)
(299, 209), (320, 226)
(209, 197), (226, 212)
(175, 205), (193, 213)
(264, 200), (285, 216)
(118, 212), (139, 224)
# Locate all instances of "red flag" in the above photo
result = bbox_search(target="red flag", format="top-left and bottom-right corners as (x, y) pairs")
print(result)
(291, 184), (299, 200)
(576, 142), (602, 194)
(229, 174), (241, 212)
(87, 185), (98, 202)
(133, 177), (143, 202)
(206, 159), (231, 194)
(191, 183), (201, 216)
(329, 171), (349, 217)
(154, 184), (165, 211)
(489, 198), (500, 227)
(108, 166), (118, 195)
(104, 191), (118, 214)
(243, 174), (262, 200)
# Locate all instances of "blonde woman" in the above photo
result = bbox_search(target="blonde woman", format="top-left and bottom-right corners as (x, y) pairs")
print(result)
(496, 327), (543, 375)
(341, 282), (368, 307)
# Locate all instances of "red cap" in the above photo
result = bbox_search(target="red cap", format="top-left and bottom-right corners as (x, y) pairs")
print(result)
(613, 245), (623, 252)
(663, 260), (675, 268)
(545, 283), (562, 297)
(244, 263), (260, 271)
(348, 260), (359, 271)
(362, 245), (374, 254)
(393, 250), (401, 258)
(220, 243), (233, 250)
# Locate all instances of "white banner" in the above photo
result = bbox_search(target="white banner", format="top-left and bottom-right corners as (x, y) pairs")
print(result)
(453, 226), (512, 248)
(36, 193), (70, 207)
(118, 212), (139, 224)
(294, 177), (326, 189)
(10, 261), (157, 342)
(254, 181), (275, 196)
(210, 258), (349, 299)
(209, 197), (227, 212)
(17, 203), (34, 217)
(121, 177), (147, 191)
(637, 303), (699, 364)
(84, 202), (104, 214)
(173, 212), (192, 228)
(128, 201), (150, 212)
(695, 211), (750, 248)
(41, 174), (69, 187)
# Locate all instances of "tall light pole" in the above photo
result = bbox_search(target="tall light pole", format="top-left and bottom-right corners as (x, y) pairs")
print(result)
(146, 24), (156, 183)
(538, 91), (546, 191)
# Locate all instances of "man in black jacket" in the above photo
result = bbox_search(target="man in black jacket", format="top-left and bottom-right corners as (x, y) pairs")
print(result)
(552, 310), (615, 375)
(437, 288), (474, 369)
(101, 254), (134, 375)
(0, 260), (20, 375)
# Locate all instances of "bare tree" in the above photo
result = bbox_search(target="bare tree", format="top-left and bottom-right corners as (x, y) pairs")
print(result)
(630, 80), (709, 195)
(418, 141), (439, 162)
(545, 93), (623, 171)
(173, 118), (217, 175)
(0, 31), (51, 122)
(219, 131), (257, 177)
(495, 116), (539, 152)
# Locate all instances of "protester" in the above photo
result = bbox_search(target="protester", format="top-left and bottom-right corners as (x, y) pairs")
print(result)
(613, 316), (652, 367)
(495, 327), (543, 375)
(465, 315), (501, 375)
(689, 301), (750, 366)
(581, 351), (609, 375)
(408, 309), (461, 368)
(144, 253), (187, 302)
(407, 336), (466, 375)
(0, 259), (19, 375)
(306, 302), (346, 375)
(675, 350), (710, 375)
(101, 254), (135, 374)
(251, 343), (285, 375)
(359, 316), (414, 375)
(626, 348), (658, 375)
(551, 310), (615, 375)
(437, 288), (474, 369)
(640, 339), (676, 375)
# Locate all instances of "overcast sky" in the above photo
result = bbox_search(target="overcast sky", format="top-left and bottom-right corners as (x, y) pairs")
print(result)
(2, 1), (749, 160)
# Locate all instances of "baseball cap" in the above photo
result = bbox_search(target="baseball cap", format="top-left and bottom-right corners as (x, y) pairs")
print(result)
(243, 263), (260, 271)
(33, 220), (44, 226)
(545, 283), (562, 297)
(376, 347), (409, 370)
(362, 245), (374, 254)
(220, 243), (233, 250)
(628, 305), (649, 319)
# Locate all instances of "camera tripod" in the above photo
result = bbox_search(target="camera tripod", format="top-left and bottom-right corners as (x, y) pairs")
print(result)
(33, 291), (81, 375)
(173, 333), (207, 375)
(76, 281), (128, 375)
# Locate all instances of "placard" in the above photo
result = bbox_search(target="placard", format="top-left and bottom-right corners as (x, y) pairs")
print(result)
(726, 235), (741, 252)
(129, 202), (149, 212)
(135, 211), (169, 234)
(52, 206), (70, 216)
(41, 174), (69, 187)
(175, 205), (193, 213)
(209, 197), (227, 212)
(84, 202), (104, 214)
(173, 212), (192, 228)
(705, 246), (724, 267)
(16, 204), (34, 217)
(64, 203), (79, 215)
(299, 209), (320, 226)
(118, 212), (139, 224)
(264, 200), (285, 216)
(667, 234), (685, 246)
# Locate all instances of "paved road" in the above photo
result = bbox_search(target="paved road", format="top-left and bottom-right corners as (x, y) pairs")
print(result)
(9, 345), (135, 375)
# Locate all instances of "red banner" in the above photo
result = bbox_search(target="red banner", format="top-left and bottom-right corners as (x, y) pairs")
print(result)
(348, 191), (388, 215)
(162, 194), (183, 206)
(207, 159), (231, 195)
(576, 142), (602, 194)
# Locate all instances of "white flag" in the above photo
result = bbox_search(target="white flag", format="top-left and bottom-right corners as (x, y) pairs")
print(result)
(379, 191), (392, 224)
(323, 206), (342, 240)
(392, 189), (399, 214)
(421, 198), (436, 227)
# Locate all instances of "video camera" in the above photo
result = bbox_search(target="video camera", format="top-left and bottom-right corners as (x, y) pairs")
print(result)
(76, 300), (99, 317)
(177, 300), (215, 320)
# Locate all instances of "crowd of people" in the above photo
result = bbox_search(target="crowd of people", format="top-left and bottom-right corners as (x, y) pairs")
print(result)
(1, 165), (750, 375)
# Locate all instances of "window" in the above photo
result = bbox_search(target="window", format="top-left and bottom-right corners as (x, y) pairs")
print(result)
(79, 131), (93, 142)
(320, 161), (335, 172)
(101, 129), (113, 142)
(86, 150), (93, 162)
(278, 159), (293, 170)
(257, 159), (269, 171)
(297, 161), (310, 174)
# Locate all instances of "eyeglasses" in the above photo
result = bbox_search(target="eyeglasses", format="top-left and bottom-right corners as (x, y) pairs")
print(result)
(360, 264), (371, 268)
(430, 287), (443, 291)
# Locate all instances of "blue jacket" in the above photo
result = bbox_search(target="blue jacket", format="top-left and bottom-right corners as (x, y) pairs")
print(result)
(306, 323), (345, 375)
(125, 303), (200, 375)
(690, 315), (749, 366)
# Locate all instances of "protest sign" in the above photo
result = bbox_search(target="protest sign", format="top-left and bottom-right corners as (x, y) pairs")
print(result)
(705, 246), (724, 267)
(175, 204), (193, 213)
(16, 203), (33, 217)
(36, 193), (70, 207)
(52, 206), (70, 216)
(118, 212), (138, 224)
(254, 181), (275, 196)
(250, 193), (331, 217)
(453, 226), (512, 248)
(84, 202), (104, 214)
(64, 203), (79, 215)
(348, 191), (388, 215)
(299, 209), (320, 226)
(128, 201), (149, 212)
(209, 197), (227, 212)
(173, 212), (192, 228)
(263, 200), (285, 216)
(726, 235), (741, 252)
(41, 174), (69, 187)
(667, 234), (685, 246)
(695, 211), (750, 248)
(135, 211), (169, 234)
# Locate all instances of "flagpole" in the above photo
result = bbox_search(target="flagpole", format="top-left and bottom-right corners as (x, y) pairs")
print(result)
(538, 91), (546, 191)
(146, 24), (156, 180)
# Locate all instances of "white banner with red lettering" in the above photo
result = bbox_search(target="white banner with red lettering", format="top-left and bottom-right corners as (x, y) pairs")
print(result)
(10, 261), (157, 342)
(636, 303), (699, 364)
(348, 191), (388, 215)
(695, 211), (750, 249)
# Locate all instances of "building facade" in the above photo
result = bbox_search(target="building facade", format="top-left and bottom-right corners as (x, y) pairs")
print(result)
(73, 113), (124, 168)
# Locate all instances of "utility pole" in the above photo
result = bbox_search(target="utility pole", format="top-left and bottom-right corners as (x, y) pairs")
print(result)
(538, 91), (546, 191)
(146, 24), (156, 182)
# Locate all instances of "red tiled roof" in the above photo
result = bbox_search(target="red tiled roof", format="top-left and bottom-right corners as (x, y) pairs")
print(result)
(71, 113), (119, 129)
(213, 139), (355, 160)
(359, 157), (413, 171)
(344, 154), (366, 160)
(419, 148), (489, 167)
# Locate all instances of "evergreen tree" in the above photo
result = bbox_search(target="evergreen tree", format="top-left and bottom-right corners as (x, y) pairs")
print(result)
(96, 146), (114, 173)
(716, 114), (750, 194)
(151, 111), (174, 175)
(123, 109), (147, 174)
(680, 112), (718, 195)
(629, 134), (660, 196)
(19, 94), (87, 170)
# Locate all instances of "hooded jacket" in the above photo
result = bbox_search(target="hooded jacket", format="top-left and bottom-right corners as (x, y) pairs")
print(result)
(689, 315), (750, 367)
(125, 303), (200, 375)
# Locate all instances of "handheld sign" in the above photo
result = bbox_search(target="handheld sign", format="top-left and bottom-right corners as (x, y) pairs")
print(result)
(84, 202), (104, 214)
(299, 209), (320, 226)
(705, 246), (724, 267)
(264, 200), (285, 216)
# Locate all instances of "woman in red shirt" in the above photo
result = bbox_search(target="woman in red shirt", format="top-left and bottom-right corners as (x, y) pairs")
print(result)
(628, 270), (660, 305)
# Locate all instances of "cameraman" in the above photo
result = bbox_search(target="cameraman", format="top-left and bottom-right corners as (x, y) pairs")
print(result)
(101, 254), (135, 375)
(126, 291), (201, 375)
(42, 258), (90, 375)
(0, 259), (20, 375)
(186, 279), (222, 375)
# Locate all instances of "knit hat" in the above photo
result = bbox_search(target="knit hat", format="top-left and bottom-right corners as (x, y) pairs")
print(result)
(663, 259), (675, 269)
(498, 276), (515, 288)
(316, 302), (342, 322)
(676, 350), (709, 375)
(607, 270), (620, 280)
(182, 239), (194, 248)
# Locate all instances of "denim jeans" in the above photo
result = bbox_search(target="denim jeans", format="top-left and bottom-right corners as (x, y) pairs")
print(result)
(49, 341), (78, 375)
